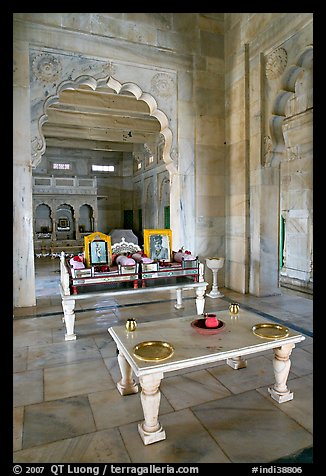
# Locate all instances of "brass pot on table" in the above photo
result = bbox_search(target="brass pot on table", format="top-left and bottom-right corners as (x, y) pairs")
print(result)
(126, 318), (137, 331)
(229, 303), (240, 314)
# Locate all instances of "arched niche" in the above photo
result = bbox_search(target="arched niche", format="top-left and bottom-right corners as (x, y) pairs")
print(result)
(56, 203), (75, 240)
(79, 204), (94, 233)
(35, 203), (52, 235)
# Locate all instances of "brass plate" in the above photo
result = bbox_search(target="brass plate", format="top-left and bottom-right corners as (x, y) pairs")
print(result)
(133, 341), (174, 361)
(252, 323), (289, 339)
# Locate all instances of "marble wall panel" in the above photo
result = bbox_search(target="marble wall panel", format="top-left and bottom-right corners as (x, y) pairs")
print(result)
(157, 29), (195, 54)
(196, 116), (225, 146)
(228, 193), (248, 217)
(196, 175), (225, 197)
(206, 57), (225, 73)
(177, 71), (193, 101)
(197, 196), (225, 217)
(226, 216), (247, 237)
(197, 14), (224, 35)
(225, 260), (247, 294)
(195, 145), (225, 175)
(196, 216), (225, 238)
(195, 88), (225, 117)
(227, 235), (247, 265)
(200, 31), (224, 58)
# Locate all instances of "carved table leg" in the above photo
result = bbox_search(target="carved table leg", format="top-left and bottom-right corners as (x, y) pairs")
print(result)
(268, 343), (295, 403)
(138, 372), (166, 445)
(174, 288), (184, 310)
(195, 286), (206, 315)
(62, 299), (76, 341)
(227, 355), (247, 369)
(116, 350), (139, 396)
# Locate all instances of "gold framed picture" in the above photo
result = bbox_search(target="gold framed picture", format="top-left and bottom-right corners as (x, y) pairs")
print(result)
(143, 229), (172, 262)
(84, 231), (112, 268)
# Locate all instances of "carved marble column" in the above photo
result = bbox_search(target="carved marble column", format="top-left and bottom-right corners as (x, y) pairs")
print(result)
(138, 372), (166, 445)
(62, 300), (76, 341)
(268, 343), (295, 403)
(116, 351), (139, 396)
(195, 285), (206, 315)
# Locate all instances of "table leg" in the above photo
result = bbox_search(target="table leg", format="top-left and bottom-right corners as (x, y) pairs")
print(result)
(268, 343), (295, 403)
(174, 288), (184, 310)
(195, 285), (206, 315)
(138, 372), (166, 445)
(227, 356), (247, 369)
(62, 300), (76, 341)
(116, 350), (139, 396)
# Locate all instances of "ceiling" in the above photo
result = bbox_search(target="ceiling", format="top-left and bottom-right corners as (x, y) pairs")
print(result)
(42, 85), (162, 154)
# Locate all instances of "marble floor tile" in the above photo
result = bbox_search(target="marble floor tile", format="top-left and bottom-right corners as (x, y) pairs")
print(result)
(13, 347), (28, 373)
(192, 389), (313, 463)
(22, 396), (96, 449)
(119, 408), (231, 463)
(44, 359), (116, 401)
(93, 335), (117, 358)
(13, 406), (24, 451)
(207, 355), (277, 395)
(14, 428), (131, 463)
(13, 328), (53, 348)
(27, 337), (102, 370)
(257, 373), (313, 434)
(161, 369), (232, 410)
(13, 369), (43, 407)
(88, 387), (174, 430)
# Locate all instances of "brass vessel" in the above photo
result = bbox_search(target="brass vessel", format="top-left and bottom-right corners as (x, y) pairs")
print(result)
(126, 318), (137, 332)
(229, 302), (240, 314)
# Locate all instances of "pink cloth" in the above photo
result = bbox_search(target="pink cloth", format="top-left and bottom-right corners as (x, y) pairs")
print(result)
(132, 253), (153, 264)
(116, 255), (136, 266)
(173, 252), (196, 263)
(69, 257), (85, 269)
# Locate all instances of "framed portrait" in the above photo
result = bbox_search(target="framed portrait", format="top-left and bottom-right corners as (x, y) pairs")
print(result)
(89, 240), (108, 266)
(84, 231), (112, 268)
(143, 229), (172, 262)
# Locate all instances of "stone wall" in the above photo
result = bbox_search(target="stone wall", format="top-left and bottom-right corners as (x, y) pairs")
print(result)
(224, 13), (313, 295)
(13, 12), (313, 307)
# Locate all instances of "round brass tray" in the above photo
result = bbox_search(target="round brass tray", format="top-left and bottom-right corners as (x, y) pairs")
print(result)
(133, 341), (174, 361)
(252, 323), (289, 339)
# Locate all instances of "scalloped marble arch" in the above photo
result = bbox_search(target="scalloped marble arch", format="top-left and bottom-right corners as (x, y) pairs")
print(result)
(32, 75), (176, 174)
(265, 45), (313, 167)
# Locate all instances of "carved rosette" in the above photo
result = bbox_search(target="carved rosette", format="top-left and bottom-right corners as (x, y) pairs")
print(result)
(32, 53), (62, 83)
(265, 47), (288, 80)
(151, 73), (175, 98)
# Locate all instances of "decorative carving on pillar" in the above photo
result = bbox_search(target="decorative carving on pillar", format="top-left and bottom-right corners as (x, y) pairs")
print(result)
(265, 47), (288, 80)
(263, 135), (273, 164)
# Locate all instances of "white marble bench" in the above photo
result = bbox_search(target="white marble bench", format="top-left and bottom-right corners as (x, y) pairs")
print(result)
(60, 281), (208, 341)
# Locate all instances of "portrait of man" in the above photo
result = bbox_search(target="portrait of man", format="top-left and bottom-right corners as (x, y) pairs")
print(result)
(149, 234), (170, 261)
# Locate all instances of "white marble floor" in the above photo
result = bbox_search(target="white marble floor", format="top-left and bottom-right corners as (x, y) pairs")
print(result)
(13, 258), (313, 464)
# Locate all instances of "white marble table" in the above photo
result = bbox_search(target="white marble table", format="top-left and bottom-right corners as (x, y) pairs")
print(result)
(60, 281), (208, 340)
(108, 309), (305, 445)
